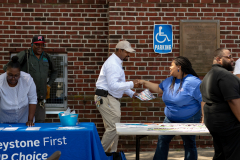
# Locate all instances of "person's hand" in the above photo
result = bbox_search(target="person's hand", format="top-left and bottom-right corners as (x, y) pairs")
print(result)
(132, 92), (138, 99)
(138, 80), (145, 85)
(26, 121), (35, 127)
(200, 116), (204, 123)
(133, 79), (141, 88)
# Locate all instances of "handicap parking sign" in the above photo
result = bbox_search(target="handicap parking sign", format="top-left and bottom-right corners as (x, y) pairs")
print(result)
(153, 24), (173, 54)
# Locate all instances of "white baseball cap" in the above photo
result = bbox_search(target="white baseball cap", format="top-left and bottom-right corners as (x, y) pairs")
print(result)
(116, 40), (136, 53)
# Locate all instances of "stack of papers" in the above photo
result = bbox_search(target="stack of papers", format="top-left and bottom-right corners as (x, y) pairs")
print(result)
(136, 89), (156, 101)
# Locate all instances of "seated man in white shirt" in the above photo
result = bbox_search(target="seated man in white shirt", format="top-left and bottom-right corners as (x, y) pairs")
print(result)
(94, 40), (140, 152)
(0, 56), (37, 126)
(234, 58), (240, 78)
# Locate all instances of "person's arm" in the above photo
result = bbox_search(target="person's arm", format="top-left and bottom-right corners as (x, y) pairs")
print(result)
(139, 80), (163, 94)
(26, 79), (38, 126)
(228, 98), (240, 122)
(124, 89), (135, 98)
(26, 104), (36, 127)
(47, 54), (58, 86)
(201, 102), (206, 123)
(106, 64), (136, 91)
(218, 72), (240, 122)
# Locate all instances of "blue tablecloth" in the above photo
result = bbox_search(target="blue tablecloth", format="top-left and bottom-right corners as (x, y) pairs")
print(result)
(0, 122), (107, 160)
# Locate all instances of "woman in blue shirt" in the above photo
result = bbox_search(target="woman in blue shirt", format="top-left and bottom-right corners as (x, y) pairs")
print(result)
(139, 56), (202, 160)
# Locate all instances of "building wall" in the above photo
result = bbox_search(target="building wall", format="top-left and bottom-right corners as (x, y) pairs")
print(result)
(1, 0), (240, 151)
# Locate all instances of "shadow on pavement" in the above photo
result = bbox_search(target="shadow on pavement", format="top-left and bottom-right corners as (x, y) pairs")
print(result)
(125, 148), (214, 160)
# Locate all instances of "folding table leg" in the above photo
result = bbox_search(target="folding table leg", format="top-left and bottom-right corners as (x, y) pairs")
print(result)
(136, 135), (148, 160)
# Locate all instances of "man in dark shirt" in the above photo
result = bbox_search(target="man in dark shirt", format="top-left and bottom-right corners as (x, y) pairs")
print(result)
(200, 48), (240, 160)
(3, 35), (58, 123)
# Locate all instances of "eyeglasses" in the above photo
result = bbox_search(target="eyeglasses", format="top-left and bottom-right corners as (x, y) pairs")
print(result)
(222, 55), (233, 60)
(7, 75), (20, 79)
(34, 43), (45, 47)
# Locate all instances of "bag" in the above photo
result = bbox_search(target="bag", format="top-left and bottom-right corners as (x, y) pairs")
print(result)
(106, 151), (127, 160)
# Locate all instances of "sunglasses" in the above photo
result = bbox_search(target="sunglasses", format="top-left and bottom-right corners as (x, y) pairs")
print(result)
(222, 55), (232, 59)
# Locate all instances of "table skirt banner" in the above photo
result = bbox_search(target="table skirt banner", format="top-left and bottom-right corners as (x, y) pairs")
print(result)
(0, 123), (107, 160)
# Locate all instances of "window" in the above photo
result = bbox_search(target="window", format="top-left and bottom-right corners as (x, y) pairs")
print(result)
(46, 54), (68, 114)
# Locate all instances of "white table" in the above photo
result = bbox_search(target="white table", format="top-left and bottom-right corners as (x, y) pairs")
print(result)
(116, 123), (210, 160)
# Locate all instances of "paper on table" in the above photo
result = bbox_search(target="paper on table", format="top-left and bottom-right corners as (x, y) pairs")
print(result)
(26, 127), (41, 131)
(147, 124), (210, 132)
(135, 89), (156, 101)
(147, 127), (209, 132)
(120, 124), (148, 128)
(56, 127), (86, 130)
(3, 127), (19, 131)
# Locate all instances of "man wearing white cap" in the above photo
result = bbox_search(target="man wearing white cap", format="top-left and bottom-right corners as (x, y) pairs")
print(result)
(95, 40), (140, 152)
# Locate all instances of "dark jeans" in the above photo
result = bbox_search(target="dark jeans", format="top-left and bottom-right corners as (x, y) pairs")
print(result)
(35, 103), (46, 123)
(210, 129), (240, 160)
(153, 110), (201, 160)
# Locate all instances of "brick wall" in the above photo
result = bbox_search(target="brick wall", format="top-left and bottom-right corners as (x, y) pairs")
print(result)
(1, 0), (240, 151)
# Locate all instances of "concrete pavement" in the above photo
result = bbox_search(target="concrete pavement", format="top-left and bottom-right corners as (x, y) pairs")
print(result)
(125, 148), (214, 160)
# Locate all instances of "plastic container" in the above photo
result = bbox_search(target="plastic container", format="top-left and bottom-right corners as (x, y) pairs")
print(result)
(58, 112), (78, 126)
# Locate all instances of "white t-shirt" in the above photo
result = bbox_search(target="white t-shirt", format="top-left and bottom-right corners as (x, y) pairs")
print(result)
(0, 71), (37, 123)
(233, 58), (240, 75)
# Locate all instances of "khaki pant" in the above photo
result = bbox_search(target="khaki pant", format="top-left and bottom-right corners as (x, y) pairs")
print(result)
(95, 95), (121, 152)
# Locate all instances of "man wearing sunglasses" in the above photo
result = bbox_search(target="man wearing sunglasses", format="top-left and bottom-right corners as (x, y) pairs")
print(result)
(3, 35), (58, 123)
(200, 48), (240, 160)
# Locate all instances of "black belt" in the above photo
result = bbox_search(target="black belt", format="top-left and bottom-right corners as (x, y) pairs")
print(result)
(96, 89), (119, 101)
(95, 89), (108, 97)
(108, 94), (120, 101)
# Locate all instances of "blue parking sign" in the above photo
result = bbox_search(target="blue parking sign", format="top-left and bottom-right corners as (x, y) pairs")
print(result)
(153, 24), (173, 54)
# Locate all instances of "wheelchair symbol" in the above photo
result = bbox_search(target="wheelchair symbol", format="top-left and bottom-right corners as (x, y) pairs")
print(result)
(155, 26), (171, 43)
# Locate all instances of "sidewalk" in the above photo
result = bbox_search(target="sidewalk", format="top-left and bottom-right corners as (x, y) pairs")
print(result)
(125, 148), (214, 160)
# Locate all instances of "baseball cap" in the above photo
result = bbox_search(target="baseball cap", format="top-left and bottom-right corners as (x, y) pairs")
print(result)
(32, 35), (46, 43)
(116, 40), (136, 53)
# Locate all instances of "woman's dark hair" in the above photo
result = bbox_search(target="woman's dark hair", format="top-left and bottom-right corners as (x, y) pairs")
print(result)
(7, 56), (20, 70)
(169, 56), (198, 94)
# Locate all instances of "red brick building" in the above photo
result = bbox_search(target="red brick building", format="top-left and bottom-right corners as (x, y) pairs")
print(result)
(1, 0), (239, 151)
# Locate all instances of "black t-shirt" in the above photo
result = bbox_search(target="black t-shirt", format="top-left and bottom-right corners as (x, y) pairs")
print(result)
(200, 64), (240, 132)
